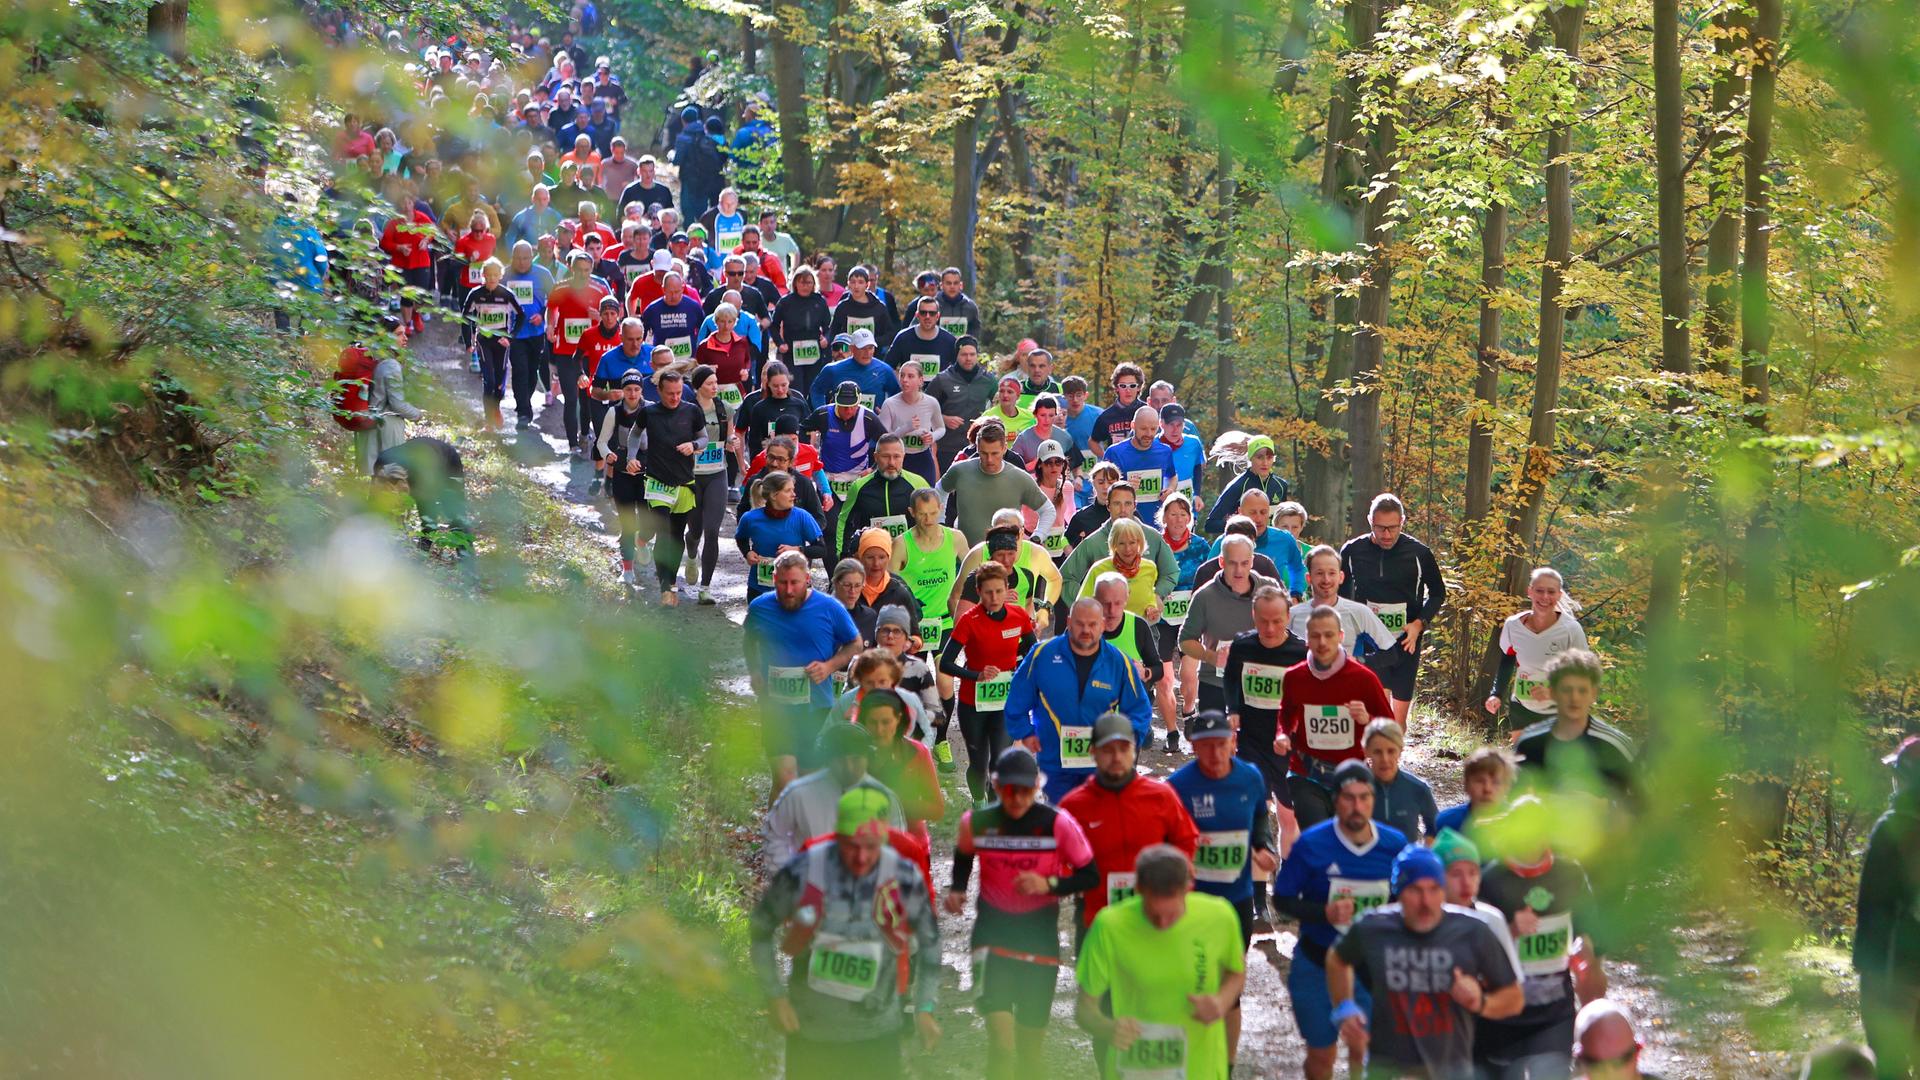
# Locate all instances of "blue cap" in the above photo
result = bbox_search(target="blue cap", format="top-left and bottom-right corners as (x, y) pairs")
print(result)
(1391, 845), (1446, 895)
(831, 333), (854, 349)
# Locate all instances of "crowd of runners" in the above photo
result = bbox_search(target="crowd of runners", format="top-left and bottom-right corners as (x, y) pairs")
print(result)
(306, 26), (1920, 1080)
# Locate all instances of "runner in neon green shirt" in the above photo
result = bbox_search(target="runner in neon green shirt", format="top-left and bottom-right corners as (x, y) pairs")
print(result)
(1075, 845), (1247, 1080)
(892, 487), (966, 772)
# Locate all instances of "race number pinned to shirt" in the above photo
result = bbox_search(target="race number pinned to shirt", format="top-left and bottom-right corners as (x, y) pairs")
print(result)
(939, 316), (968, 338)
(716, 229), (744, 252)
(475, 305), (511, 332)
(873, 515), (909, 539)
(828, 475), (859, 501)
(901, 430), (928, 453)
(1193, 829), (1251, 884)
(1060, 724), (1094, 769)
(509, 279), (536, 306)
(918, 618), (948, 654)
(1116, 1022), (1187, 1080)
(846, 316), (875, 335)
(465, 264), (484, 287)
(1105, 871), (1137, 907)
(1160, 590), (1193, 627)
(974, 671), (1013, 712)
(563, 317), (591, 344)
(644, 475), (682, 508)
(755, 560), (776, 588)
(1518, 912), (1573, 976)
(1512, 671), (1547, 704)
(664, 335), (692, 358)
(1127, 469), (1165, 503)
(911, 354), (941, 380)
(806, 936), (884, 1003)
(1329, 877), (1391, 930)
(717, 383), (745, 409)
(791, 340), (821, 366)
(1240, 663), (1286, 711)
(1370, 601), (1409, 633)
(695, 442), (725, 467)
(767, 665), (810, 705)
(857, 392), (878, 412)
(1043, 531), (1069, 556)
(1304, 703), (1353, 751)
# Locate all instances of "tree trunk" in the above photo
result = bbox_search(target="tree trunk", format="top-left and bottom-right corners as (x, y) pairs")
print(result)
(1215, 138), (1237, 432)
(942, 17), (981, 293)
(1741, 0), (1782, 419)
(1300, 14), (1361, 541)
(1501, 2), (1583, 591)
(996, 88), (1038, 288)
(1653, 0), (1691, 378)
(1701, 10), (1747, 373)
(1464, 201), (1507, 526)
(768, 3), (814, 203)
(147, 0), (189, 61)
(1343, 0), (1396, 537)
(742, 17), (757, 73)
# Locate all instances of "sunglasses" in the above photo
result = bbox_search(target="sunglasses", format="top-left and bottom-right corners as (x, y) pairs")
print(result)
(917, 310), (939, 317)
(1115, 382), (1140, 390)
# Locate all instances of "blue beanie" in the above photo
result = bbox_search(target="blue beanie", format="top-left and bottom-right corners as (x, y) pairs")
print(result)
(1391, 845), (1445, 895)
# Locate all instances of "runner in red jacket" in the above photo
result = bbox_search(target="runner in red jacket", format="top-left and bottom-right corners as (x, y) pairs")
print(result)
(1280, 604), (1396, 831)
(1056, 712), (1198, 935)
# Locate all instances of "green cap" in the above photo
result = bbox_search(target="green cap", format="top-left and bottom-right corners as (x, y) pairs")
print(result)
(835, 786), (892, 837)
(1247, 435), (1276, 458)
(1432, 828), (1481, 868)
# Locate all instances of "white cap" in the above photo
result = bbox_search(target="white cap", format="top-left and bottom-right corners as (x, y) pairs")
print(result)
(849, 328), (876, 349)
(651, 249), (672, 271)
(1037, 439), (1068, 463)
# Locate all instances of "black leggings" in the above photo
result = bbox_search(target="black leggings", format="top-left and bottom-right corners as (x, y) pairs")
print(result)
(638, 503), (693, 590)
(552, 353), (583, 445)
(957, 700), (1010, 804)
(509, 337), (546, 422)
(476, 336), (508, 403)
(682, 469), (728, 586)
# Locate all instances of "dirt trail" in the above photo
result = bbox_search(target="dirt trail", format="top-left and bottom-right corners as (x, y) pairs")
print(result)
(411, 320), (1766, 1077)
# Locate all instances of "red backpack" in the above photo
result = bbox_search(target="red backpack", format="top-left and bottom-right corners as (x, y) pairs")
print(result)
(332, 344), (378, 431)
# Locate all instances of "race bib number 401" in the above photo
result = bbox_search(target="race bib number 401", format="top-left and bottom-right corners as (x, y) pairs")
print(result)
(1127, 469), (1164, 502)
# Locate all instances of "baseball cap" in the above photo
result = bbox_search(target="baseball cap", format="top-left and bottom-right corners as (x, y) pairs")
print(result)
(875, 604), (913, 635)
(638, 153), (658, 165)
(1092, 711), (1135, 749)
(595, 55), (610, 68)
(1185, 710), (1234, 741)
(650, 249), (672, 270)
(1391, 845), (1446, 894)
(849, 328), (876, 349)
(620, 371), (646, 386)
(687, 222), (706, 236)
(832, 333), (854, 350)
(1431, 828), (1482, 868)
(1036, 439), (1068, 464)
(1160, 402), (1187, 425)
(993, 745), (1041, 788)
(1247, 434), (1276, 458)
(670, 230), (689, 243)
(834, 381), (861, 406)
(1883, 734), (1920, 769)
(835, 785), (893, 837)
(598, 295), (622, 310)
(819, 721), (876, 759)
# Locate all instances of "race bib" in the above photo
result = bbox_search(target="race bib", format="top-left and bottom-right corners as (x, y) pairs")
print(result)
(918, 618), (949, 654)
(1329, 877), (1391, 930)
(1127, 469), (1164, 502)
(1370, 601), (1408, 633)
(873, 514), (909, 539)
(1193, 829), (1251, 884)
(901, 430), (928, 452)
(716, 229), (743, 252)
(643, 475), (682, 508)
(806, 936), (883, 1003)
(1305, 703), (1353, 751)
(1240, 663), (1286, 711)
(1105, 871), (1137, 907)
(910, 353), (941, 379)
(767, 664), (809, 705)
(974, 671), (1012, 713)
(508, 280), (535, 305)
(717, 383), (744, 408)
(563, 317), (590, 343)
(754, 560), (775, 588)
(1060, 724), (1094, 769)
(464, 264), (483, 287)
(1117, 1021), (1188, 1080)
(791, 340), (820, 366)
(829, 476), (858, 500)
(695, 442), (725, 467)
(939, 316), (968, 338)
(1042, 531), (1068, 556)
(663, 335), (692, 357)
(475, 305), (510, 332)
(857, 392), (877, 411)
(1513, 671), (1548, 704)
(846, 316), (875, 334)
(1518, 912), (1573, 976)
(1160, 590), (1192, 627)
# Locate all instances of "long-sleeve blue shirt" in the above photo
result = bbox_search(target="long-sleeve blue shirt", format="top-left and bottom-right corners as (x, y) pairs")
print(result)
(1003, 636), (1152, 786)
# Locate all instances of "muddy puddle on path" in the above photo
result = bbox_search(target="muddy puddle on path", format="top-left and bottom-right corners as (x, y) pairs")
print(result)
(410, 321), (1782, 1078)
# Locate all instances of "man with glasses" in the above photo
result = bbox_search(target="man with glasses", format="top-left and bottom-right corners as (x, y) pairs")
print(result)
(1338, 492), (1446, 730)
(706, 255), (771, 326)
(811, 331), (902, 412)
(1090, 363), (1149, 455)
(884, 297), (959, 383)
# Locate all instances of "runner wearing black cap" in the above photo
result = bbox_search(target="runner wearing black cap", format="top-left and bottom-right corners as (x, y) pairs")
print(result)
(1167, 710), (1276, 1064)
(946, 746), (1098, 1080)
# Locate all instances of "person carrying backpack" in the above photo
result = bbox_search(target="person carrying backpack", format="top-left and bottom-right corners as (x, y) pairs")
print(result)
(333, 315), (424, 473)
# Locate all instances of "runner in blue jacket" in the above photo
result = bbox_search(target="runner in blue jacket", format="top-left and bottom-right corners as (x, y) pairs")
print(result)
(1003, 597), (1153, 802)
